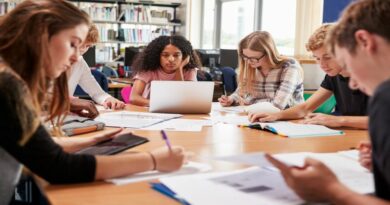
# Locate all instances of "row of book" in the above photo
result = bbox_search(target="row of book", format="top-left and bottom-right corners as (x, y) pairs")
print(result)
(120, 5), (172, 23)
(78, 3), (173, 24)
(79, 3), (117, 21)
(0, 1), (19, 15)
(96, 24), (171, 43)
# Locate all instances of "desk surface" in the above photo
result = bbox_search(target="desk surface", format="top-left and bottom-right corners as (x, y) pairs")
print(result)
(43, 105), (368, 205)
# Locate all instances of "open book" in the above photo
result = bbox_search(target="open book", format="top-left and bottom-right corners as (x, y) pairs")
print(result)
(248, 121), (344, 138)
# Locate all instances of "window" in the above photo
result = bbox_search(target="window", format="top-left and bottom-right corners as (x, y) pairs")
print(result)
(200, 0), (298, 56)
(261, 0), (297, 55)
(220, 0), (255, 49)
(202, 0), (216, 49)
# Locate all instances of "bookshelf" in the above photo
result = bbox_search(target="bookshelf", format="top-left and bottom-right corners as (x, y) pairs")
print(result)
(1, 0), (183, 64)
(0, 0), (20, 15)
(69, 0), (182, 63)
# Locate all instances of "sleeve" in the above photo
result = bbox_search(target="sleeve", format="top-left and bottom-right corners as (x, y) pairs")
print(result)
(184, 69), (198, 81)
(76, 59), (111, 105)
(2, 125), (96, 184)
(229, 86), (243, 106)
(0, 72), (96, 184)
(133, 71), (152, 84)
(369, 83), (390, 198)
(320, 75), (333, 92)
(271, 64), (302, 109)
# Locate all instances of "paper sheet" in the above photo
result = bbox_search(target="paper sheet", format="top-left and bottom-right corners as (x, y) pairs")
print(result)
(160, 167), (303, 205)
(208, 115), (251, 125)
(107, 161), (212, 185)
(212, 103), (246, 113)
(274, 152), (374, 194)
(214, 152), (275, 168)
(141, 119), (214, 132)
(94, 111), (182, 128)
(214, 151), (374, 195)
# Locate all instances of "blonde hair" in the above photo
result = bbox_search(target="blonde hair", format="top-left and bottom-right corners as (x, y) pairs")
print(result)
(86, 24), (99, 44)
(0, 0), (90, 141)
(306, 24), (334, 52)
(237, 31), (287, 96)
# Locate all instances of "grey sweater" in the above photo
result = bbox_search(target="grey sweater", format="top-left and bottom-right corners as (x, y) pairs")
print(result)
(0, 148), (22, 205)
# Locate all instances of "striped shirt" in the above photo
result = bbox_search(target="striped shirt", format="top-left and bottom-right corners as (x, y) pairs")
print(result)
(230, 58), (304, 109)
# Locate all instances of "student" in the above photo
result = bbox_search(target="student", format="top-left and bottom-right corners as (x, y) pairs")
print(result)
(218, 31), (304, 109)
(130, 35), (201, 106)
(266, 0), (390, 203)
(249, 24), (369, 129)
(0, 1), (185, 204)
(68, 24), (125, 111)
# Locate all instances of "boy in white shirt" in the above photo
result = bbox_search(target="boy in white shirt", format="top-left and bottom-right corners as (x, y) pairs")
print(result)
(68, 25), (125, 117)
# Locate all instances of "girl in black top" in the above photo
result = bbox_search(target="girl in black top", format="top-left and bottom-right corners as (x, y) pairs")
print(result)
(0, 1), (185, 204)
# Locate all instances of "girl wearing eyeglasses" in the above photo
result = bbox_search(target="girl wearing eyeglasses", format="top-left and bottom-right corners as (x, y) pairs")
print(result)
(218, 31), (304, 110)
(130, 35), (201, 106)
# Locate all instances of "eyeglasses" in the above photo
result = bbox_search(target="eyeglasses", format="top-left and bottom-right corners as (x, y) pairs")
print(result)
(240, 53), (266, 63)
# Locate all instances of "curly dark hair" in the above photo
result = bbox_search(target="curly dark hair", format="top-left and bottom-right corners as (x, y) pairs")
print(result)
(132, 35), (202, 74)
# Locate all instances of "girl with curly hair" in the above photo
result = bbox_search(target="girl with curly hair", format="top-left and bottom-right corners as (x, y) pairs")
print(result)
(130, 35), (201, 106)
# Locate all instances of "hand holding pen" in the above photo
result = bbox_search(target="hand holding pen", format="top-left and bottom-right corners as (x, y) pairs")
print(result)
(148, 130), (186, 172)
(218, 95), (233, 106)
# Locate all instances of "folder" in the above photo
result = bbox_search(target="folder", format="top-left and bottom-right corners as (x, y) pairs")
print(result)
(150, 183), (191, 205)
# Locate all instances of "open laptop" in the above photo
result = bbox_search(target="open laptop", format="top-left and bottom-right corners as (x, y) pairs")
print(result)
(149, 81), (214, 114)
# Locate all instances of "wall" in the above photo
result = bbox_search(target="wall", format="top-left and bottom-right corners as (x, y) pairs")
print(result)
(302, 63), (325, 90)
(322, 0), (352, 23)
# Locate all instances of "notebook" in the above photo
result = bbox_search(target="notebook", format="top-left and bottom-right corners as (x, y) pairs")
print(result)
(76, 133), (149, 155)
(149, 81), (214, 114)
(247, 121), (344, 138)
(61, 115), (105, 136)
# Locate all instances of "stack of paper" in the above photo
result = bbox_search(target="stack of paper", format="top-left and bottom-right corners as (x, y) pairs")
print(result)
(215, 151), (373, 194)
(160, 167), (303, 205)
(95, 111), (182, 128)
(160, 151), (373, 205)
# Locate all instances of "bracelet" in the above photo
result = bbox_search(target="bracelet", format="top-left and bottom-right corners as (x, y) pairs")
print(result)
(147, 152), (156, 170)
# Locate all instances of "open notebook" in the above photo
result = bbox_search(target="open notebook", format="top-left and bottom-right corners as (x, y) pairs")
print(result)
(248, 121), (344, 138)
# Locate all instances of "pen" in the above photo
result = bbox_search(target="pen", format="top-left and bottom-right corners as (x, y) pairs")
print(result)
(160, 130), (172, 151)
(223, 85), (227, 96)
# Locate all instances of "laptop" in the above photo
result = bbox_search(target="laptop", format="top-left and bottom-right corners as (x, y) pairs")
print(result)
(149, 81), (214, 114)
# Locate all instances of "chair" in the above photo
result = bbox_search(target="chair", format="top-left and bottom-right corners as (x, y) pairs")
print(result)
(74, 69), (108, 99)
(197, 70), (213, 81)
(121, 86), (132, 104)
(303, 93), (337, 114)
(101, 66), (118, 78)
(220, 66), (237, 94)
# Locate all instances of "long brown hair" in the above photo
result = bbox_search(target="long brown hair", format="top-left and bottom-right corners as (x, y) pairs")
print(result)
(0, 0), (90, 137)
(237, 31), (287, 96)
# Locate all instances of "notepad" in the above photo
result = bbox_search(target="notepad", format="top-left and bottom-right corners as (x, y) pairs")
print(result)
(249, 121), (344, 138)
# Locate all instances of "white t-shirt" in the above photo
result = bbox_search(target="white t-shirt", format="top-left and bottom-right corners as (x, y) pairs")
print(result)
(67, 57), (111, 105)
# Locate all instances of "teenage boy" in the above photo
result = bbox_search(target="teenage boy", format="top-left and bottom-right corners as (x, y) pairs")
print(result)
(249, 24), (369, 129)
(267, 0), (390, 203)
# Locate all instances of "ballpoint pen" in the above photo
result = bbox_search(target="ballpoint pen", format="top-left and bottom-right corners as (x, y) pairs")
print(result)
(160, 130), (172, 151)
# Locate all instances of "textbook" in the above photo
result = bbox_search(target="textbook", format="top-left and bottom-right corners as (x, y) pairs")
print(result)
(247, 121), (344, 138)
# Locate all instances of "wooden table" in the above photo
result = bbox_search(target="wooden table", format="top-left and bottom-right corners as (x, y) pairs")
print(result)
(42, 105), (369, 205)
